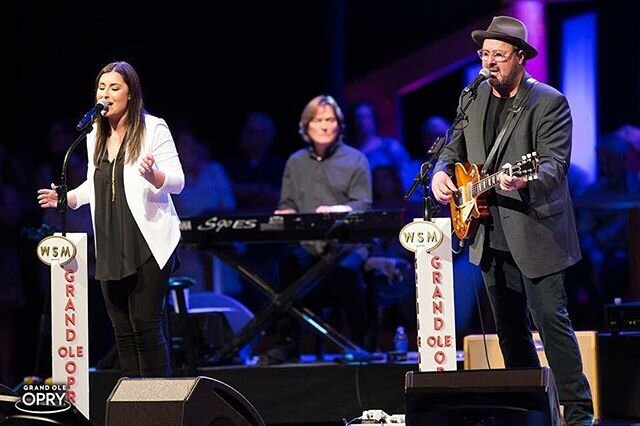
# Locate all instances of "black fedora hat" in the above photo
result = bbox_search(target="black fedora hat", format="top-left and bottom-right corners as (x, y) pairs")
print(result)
(471, 16), (538, 59)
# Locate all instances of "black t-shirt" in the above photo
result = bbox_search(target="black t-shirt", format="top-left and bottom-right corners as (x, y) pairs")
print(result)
(482, 94), (515, 251)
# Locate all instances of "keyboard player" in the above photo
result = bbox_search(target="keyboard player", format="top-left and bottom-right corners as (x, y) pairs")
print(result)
(260, 94), (373, 365)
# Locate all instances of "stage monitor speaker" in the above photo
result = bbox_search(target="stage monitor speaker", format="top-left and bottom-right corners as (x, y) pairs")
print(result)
(463, 330), (600, 421)
(405, 367), (562, 426)
(106, 376), (265, 426)
(0, 385), (18, 423)
(0, 385), (16, 396)
(598, 333), (640, 420)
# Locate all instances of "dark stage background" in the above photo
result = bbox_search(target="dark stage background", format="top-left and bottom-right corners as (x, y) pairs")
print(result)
(7, 1), (640, 159)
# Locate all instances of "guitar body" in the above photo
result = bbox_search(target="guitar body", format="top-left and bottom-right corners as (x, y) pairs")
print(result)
(450, 162), (489, 240)
(447, 152), (539, 242)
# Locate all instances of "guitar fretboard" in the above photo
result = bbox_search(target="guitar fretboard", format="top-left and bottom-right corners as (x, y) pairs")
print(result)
(471, 171), (502, 198)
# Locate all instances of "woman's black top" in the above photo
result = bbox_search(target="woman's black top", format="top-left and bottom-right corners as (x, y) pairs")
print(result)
(93, 144), (152, 281)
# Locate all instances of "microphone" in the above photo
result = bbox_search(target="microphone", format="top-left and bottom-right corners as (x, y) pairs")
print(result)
(75, 99), (110, 131)
(462, 68), (491, 94)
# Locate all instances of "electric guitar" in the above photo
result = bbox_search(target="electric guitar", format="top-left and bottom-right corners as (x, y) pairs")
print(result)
(449, 152), (539, 240)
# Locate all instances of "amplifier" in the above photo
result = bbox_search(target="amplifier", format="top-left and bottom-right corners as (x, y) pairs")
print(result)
(463, 331), (600, 421)
(605, 301), (640, 332)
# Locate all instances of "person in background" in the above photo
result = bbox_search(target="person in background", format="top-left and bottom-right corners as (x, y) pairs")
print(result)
(173, 125), (235, 216)
(37, 61), (184, 378)
(419, 115), (451, 154)
(573, 126), (640, 312)
(349, 101), (412, 192)
(223, 112), (287, 308)
(36, 122), (77, 187)
(431, 16), (593, 425)
(225, 111), (285, 212)
(405, 115), (453, 202)
(263, 95), (372, 364)
(0, 146), (25, 386)
(172, 125), (241, 295)
(367, 165), (415, 348)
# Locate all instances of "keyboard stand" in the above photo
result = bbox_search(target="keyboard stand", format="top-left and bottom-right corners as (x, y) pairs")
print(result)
(205, 244), (372, 364)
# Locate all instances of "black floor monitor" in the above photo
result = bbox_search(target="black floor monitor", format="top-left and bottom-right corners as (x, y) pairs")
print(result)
(405, 367), (562, 426)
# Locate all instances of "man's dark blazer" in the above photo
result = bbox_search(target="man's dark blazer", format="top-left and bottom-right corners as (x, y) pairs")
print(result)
(435, 72), (581, 279)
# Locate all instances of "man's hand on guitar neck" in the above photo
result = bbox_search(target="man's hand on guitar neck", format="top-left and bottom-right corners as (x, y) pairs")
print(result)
(499, 170), (528, 192)
(432, 171), (458, 204)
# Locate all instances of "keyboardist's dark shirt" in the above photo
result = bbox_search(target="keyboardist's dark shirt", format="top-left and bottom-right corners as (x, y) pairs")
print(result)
(278, 141), (372, 212)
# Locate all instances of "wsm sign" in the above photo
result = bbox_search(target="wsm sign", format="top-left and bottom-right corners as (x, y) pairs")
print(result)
(36, 235), (77, 267)
(398, 220), (444, 253)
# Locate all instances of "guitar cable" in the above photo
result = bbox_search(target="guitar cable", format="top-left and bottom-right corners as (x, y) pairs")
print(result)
(470, 265), (493, 370)
(452, 232), (493, 370)
(451, 231), (465, 255)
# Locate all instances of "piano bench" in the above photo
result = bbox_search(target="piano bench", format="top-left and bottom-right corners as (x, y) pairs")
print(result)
(167, 276), (197, 374)
(168, 276), (196, 315)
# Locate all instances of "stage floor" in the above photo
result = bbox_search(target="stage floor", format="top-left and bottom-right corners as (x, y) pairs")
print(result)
(90, 361), (414, 426)
(88, 360), (640, 426)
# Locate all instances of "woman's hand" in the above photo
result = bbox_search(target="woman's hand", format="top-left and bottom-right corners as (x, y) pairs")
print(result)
(37, 183), (58, 209)
(139, 154), (165, 188)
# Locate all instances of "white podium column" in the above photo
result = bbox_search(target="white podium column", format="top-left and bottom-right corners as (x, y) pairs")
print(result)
(399, 218), (456, 371)
(50, 233), (90, 419)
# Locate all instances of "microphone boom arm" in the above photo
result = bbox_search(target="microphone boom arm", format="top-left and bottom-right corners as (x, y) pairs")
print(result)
(56, 125), (94, 235)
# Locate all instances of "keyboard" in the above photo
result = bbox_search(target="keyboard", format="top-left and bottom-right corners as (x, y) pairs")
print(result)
(179, 209), (404, 245)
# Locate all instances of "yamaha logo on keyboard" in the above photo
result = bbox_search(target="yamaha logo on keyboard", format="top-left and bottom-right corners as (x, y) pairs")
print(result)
(196, 216), (259, 232)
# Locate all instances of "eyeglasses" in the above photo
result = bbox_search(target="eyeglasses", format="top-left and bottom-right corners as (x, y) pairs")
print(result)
(477, 49), (518, 63)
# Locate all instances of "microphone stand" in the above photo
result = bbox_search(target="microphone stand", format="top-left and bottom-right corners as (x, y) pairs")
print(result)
(32, 122), (93, 380)
(404, 143), (440, 221)
(56, 124), (93, 235)
(403, 88), (481, 221)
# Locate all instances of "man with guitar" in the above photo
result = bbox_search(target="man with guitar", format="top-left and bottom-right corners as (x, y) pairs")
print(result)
(431, 16), (593, 426)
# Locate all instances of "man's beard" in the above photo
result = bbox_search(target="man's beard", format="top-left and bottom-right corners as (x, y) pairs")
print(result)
(488, 71), (519, 94)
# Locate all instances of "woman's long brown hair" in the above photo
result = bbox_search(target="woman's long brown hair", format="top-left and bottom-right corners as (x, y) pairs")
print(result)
(92, 61), (146, 167)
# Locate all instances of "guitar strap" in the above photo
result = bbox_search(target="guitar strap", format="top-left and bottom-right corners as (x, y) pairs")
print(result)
(482, 76), (538, 175)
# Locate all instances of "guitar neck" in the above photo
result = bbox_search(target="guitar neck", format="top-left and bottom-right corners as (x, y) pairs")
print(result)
(471, 171), (502, 198)
(468, 153), (538, 199)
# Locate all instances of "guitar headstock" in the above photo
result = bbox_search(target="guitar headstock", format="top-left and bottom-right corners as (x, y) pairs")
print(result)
(504, 152), (539, 181)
